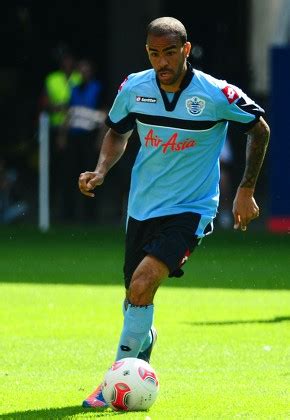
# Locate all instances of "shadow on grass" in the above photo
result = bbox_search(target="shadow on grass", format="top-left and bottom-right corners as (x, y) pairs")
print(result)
(186, 315), (290, 326)
(0, 405), (126, 419)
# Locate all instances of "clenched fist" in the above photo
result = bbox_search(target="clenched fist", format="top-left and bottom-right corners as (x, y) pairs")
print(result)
(233, 187), (260, 231)
(78, 171), (105, 197)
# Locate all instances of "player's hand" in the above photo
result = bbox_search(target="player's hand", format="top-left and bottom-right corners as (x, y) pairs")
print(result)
(232, 187), (260, 231)
(78, 171), (104, 197)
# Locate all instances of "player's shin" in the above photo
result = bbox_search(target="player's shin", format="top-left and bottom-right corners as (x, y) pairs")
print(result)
(116, 303), (154, 360)
(122, 298), (153, 353)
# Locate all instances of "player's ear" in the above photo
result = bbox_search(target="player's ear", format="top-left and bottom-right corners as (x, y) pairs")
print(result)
(184, 42), (191, 58)
(145, 44), (149, 54)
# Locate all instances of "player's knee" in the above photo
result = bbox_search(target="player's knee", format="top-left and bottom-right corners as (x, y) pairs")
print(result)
(128, 256), (168, 305)
(128, 274), (157, 305)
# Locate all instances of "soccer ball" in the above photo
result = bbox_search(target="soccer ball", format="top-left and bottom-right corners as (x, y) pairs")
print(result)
(102, 357), (159, 411)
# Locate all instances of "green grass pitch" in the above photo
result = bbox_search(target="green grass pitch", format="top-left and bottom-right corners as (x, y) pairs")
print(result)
(0, 226), (289, 419)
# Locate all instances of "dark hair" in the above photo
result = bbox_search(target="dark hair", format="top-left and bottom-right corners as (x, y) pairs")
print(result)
(147, 17), (187, 44)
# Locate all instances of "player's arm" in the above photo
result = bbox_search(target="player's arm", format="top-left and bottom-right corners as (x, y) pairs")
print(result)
(233, 116), (270, 231)
(78, 128), (133, 197)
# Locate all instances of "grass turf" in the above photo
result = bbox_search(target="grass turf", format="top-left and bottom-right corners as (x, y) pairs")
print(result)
(0, 226), (289, 419)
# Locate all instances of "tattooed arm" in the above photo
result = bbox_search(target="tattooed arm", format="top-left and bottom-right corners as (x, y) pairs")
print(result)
(233, 117), (270, 231)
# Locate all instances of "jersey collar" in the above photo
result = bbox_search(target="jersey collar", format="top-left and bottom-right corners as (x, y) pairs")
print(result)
(155, 62), (194, 112)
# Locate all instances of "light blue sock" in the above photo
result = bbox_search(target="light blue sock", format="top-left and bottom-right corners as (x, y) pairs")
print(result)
(122, 298), (129, 316)
(116, 304), (154, 360)
(140, 330), (152, 352)
(122, 299), (153, 352)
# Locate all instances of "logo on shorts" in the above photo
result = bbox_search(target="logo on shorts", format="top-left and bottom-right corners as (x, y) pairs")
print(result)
(186, 96), (205, 116)
(136, 96), (157, 103)
(180, 249), (191, 266)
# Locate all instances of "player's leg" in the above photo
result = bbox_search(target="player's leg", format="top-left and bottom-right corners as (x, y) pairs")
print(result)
(116, 213), (203, 363)
(115, 255), (169, 361)
(82, 254), (168, 409)
(122, 297), (157, 363)
(83, 213), (209, 409)
(116, 213), (208, 365)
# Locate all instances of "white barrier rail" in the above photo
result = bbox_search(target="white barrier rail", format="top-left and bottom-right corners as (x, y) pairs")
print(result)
(38, 112), (50, 232)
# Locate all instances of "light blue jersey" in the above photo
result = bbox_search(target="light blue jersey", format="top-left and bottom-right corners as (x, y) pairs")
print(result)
(106, 65), (264, 228)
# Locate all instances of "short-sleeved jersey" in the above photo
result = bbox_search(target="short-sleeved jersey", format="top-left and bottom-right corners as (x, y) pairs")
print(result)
(106, 65), (264, 221)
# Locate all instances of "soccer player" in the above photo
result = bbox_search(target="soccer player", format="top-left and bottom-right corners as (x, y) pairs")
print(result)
(79, 17), (270, 408)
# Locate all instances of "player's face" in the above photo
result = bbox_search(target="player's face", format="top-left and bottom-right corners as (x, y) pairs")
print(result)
(146, 34), (191, 91)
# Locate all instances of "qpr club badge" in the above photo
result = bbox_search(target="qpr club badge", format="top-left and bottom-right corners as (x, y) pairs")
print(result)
(186, 96), (205, 116)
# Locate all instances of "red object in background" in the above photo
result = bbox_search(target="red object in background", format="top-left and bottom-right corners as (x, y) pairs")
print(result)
(267, 217), (290, 233)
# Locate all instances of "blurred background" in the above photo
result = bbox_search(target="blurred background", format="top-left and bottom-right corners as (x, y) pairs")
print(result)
(0, 0), (289, 231)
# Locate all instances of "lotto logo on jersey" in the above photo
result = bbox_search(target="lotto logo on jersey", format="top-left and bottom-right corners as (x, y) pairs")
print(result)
(222, 85), (239, 104)
(136, 96), (157, 103)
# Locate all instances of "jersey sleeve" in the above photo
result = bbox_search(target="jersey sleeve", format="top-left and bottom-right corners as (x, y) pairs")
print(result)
(105, 75), (136, 134)
(216, 82), (265, 132)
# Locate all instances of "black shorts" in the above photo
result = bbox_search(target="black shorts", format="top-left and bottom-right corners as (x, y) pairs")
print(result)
(123, 212), (208, 289)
